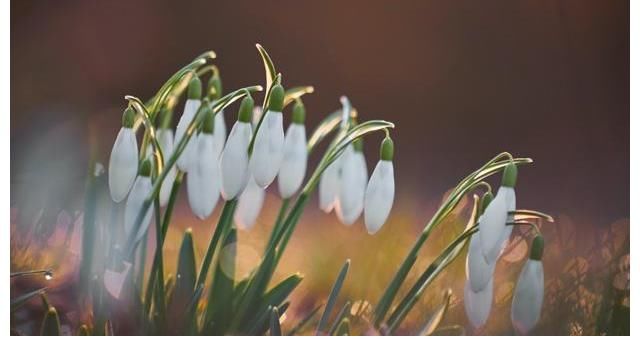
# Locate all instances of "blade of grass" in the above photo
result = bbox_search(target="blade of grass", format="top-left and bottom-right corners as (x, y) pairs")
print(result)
(286, 304), (323, 336)
(328, 301), (351, 336)
(269, 307), (282, 336)
(417, 289), (453, 336)
(10, 287), (46, 313)
(203, 228), (237, 335)
(316, 259), (350, 335)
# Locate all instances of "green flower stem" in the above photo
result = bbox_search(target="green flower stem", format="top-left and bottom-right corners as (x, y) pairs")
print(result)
(10, 269), (52, 279)
(372, 155), (532, 326)
(124, 86), (262, 260)
(194, 199), (238, 291)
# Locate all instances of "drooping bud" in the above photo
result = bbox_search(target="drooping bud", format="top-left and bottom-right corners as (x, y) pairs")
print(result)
(122, 106), (136, 128)
(267, 84), (285, 112)
(380, 136), (394, 161)
(501, 162), (518, 188)
(187, 74), (202, 100)
(292, 100), (305, 124)
(238, 94), (255, 123)
(529, 235), (544, 261)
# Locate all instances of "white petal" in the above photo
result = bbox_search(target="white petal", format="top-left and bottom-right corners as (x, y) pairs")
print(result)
(466, 229), (497, 292)
(104, 262), (132, 299)
(124, 176), (153, 242)
(187, 134), (221, 219)
(157, 128), (176, 207)
(364, 160), (395, 234)
(214, 110), (227, 149)
(108, 127), (138, 202)
(464, 277), (494, 330)
(336, 146), (366, 225)
(511, 259), (544, 334)
(249, 110), (284, 188)
(175, 99), (200, 171)
(220, 121), (252, 200)
(278, 123), (307, 199)
(494, 188), (516, 260)
(234, 175), (265, 230)
(319, 157), (341, 212)
(478, 186), (513, 262)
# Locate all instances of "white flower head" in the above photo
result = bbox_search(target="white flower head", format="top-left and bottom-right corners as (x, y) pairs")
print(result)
(466, 228), (497, 292)
(464, 277), (494, 330)
(219, 95), (254, 200)
(187, 106), (222, 219)
(511, 235), (545, 335)
(364, 136), (395, 234)
(249, 84), (285, 188)
(319, 155), (341, 213)
(478, 163), (517, 262)
(175, 75), (203, 172)
(234, 174), (265, 230)
(124, 159), (153, 242)
(336, 140), (367, 225)
(206, 75), (227, 149)
(108, 107), (139, 203)
(278, 101), (307, 199)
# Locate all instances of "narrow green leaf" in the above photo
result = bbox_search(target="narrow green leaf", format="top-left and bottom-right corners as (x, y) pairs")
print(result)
(40, 307), (61, 336)
(245, 273), (303, 328)
(418, 289), (453, 336)
(329, 301), (351, 336)
(167, 229), (196, 331)
(283, 86), (314, 108)
(10, 287), (46, 313)
(204, 229), (237, 335)
(316, 259), (350, 335)
(307, 110), (342, 153)
(335, 318), (350, 336)
(256, 43), (277, 102)
(269, 307), (282, 336)
(286, 304), (323, 336)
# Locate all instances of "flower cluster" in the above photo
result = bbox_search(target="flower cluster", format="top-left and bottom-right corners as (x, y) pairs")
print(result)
(464, 162), (545, 334)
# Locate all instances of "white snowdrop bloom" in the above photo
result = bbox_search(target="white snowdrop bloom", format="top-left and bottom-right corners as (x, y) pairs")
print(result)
(278, 101), (307, 199)
(234, 175), (265, 230)
(206, 75), (228, 149)
(249, 84), (285, 188)
(219, 95), (254, 200)
(464, 277), (494, 330)
(319, 156), (341, 213)
(108, 107), (139, 203)
(466, 228), (497, 292)
(364, 137), (395, 234)
(187, 107), (222, 219)
(157, 127), (176, 207)
(478, 162), (517, 262)
(336, 142), (367, 225)
(214, 111), (227, 149)
(175, 76), (203, 172)
(511, 235), (545, 335)
(104, 262), (132, 299)
(124, 160), (153, 242)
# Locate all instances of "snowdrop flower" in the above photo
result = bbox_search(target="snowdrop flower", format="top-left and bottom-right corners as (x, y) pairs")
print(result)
(175, 75), (202, 172)
(108, 107), (139, 202)
(319, 156), (341, 212)
(157, 108), (177, 207)
(278, 100), (307, 199)
(511, 235), (545, 334)
(104, 262), (132, 299)
(187, 105), (222, 219)
(464, 277), (494, 330)
(124, 159), (153, 242)
(249, 84), (285, 188)
(478, 162), (517, 263)
(234, 175), (265, 230)
(364, 136), (395, 234)
(220, 95), (254, 200)
(336, 139), (367, 225)
(207, 75), (227, 149)
(466, 192), (497, 292)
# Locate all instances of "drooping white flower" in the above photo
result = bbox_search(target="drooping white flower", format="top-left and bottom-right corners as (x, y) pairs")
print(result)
(319, 156), (341, 213)
(511, 235), (545, 335)
(124, 159), (153, 242)
(157, 127), (176, 207)
(220, 95), (254, 200)
(466, 228), (497, 292)
(104, 262), (132, 299)
(278, 101), (307, 199)
(214, 111), (227, 149)
(187, 107), (222, 219)
(206, 75), (228, 149)
(234, 175), (265, 230)
(464, 277), (494, 330)
(175, 76), (203, 172)
(249, 84), (285, 188)
(336, 142), (368, 225)
(108, 107), (139, 203)
(478, 162), (517, 262)
(364, 137), (395, 234)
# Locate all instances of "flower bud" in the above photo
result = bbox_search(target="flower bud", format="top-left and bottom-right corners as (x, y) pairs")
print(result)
(267, 84), (285, 112)
(511, 248), (544, 334)
(238, 95), (255, 123)
(364, 140), (395, 234)
(108, 108), (139, 202)
(187, 74), (202, 100)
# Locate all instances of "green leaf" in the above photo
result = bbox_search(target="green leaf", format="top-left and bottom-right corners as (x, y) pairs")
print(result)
(417, 289), (453, 336)
(10, 287), (46, 313)
(256, 43), (277, 102)
(316, 259), (350, 335)
(269, 307), (282, 336)
(307, 110), (342, 153)
(169, 229), (196, 315)
(245, 273), (303, 328)
(335, 318), (350, 336)
(286, 304), (323, 336)
(203, 229), (237, 335)
(40, 307), (61, 336)
(329, 301), (351, 335)
(283, 86), (314, 108)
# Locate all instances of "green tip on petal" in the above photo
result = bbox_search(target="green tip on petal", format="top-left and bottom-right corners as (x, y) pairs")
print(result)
(480, 191), (494, 215)
(139, 159), (152, 177)
(207, 75), (223, 100)
(530, 235), (544, 261)
(267, 84), (285, 112)
(501, 162), (518, 188)
(238, 95), (255, 123)
(380, 136), (394, 161)
(202, 105), (215, 133)
(292, 100), (305, 124)
(159, 107), (173, 129)
(353, 138), (364, 152)
(122, 107), (136, 128)
(187, 74), (202, 100)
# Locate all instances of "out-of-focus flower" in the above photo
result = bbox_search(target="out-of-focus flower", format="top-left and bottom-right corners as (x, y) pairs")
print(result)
(467, 192), (496, 292)
(364, 136), (395, 234)
(157, 108), (177, 207)
(108, 107), (138, 202)
(220, 95), (254, 200)
(464, 277), (493, 330)
(104, 262), (132, 299)
(124, 159), (153, 242)
(511, 235), (545, 335)
(175, 76), (202, 172)
(234, 175), (265, 230)
(249, 84), (285, 188)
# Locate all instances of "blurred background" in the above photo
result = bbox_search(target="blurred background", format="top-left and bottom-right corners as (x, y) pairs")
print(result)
(11, 0), (629, 335)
